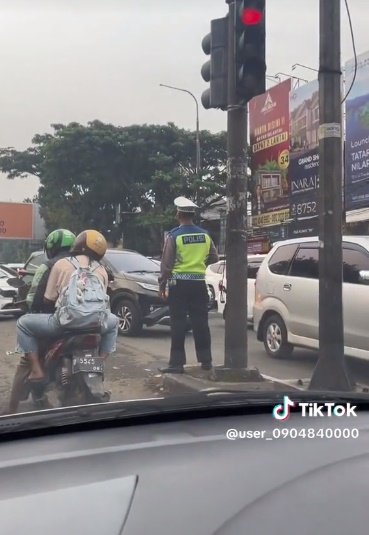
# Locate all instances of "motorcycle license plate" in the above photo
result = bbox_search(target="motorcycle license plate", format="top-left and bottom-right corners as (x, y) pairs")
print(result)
(72, 352), (104, 374)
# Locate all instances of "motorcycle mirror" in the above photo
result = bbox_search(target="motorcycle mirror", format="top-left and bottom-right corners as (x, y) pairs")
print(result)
(107, 271), (114, 282)
(6, 277), (25, 288)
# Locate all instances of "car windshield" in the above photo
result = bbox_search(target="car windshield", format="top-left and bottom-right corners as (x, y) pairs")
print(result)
(0, 0), (368, 440)
(105, 252), (160, 274)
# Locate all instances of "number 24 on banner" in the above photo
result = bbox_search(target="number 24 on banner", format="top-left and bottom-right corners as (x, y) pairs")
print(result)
(278, 149), (290, 170)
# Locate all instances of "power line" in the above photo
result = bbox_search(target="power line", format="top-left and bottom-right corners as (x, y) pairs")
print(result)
(341, 0), (357, 103)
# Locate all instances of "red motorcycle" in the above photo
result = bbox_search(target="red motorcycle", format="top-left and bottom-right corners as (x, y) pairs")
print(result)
(6, 278), (110, 411)
(12, 329), (110, 411)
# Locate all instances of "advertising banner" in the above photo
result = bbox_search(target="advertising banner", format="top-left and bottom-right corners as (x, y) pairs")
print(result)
(0, 203), (34, 239)
(288, 217), (319, 239)
(247, 236), (270, 255)
(288, 79), (320, 221)
(249, 79), (291, 227)
(345, 50), (369, 212)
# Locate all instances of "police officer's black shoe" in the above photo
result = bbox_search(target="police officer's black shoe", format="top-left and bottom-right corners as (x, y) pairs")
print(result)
(159, 366), (184, 374)
(201, 364), (212, 370)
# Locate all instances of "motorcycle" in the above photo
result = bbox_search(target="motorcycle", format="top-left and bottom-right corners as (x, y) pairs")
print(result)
(6, 277), (110, 411)
(11, 331), (110, 411)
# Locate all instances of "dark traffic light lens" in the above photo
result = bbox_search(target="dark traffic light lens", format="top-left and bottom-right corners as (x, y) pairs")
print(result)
(241, 8), (263, 25)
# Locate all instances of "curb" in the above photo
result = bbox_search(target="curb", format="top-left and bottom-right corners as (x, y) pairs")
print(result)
(162, 369), (304, 395)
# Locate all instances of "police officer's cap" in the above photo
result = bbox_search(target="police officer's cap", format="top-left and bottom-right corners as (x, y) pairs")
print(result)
(174, 196), (198, 213)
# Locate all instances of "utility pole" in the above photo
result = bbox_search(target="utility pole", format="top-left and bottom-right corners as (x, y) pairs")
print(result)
(224, 0), (248, 368)
(309, 0), (352, 391)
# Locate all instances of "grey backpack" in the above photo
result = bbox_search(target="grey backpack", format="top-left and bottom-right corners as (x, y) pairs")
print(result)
(55, 257), (110, 330)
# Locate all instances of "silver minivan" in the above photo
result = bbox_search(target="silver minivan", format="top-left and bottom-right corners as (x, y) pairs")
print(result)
(253, 236), (369, 360)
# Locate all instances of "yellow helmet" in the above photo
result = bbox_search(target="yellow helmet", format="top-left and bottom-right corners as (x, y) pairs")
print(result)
(71, 229), (107, 260)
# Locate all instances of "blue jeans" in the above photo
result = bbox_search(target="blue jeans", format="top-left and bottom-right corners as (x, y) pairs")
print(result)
(17, 313), (119, 354)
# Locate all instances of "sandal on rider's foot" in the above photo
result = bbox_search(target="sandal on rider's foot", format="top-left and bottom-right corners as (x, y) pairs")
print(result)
(27, 378), (47, 403)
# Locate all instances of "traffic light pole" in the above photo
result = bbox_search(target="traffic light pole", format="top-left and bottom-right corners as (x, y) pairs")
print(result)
(309, 0), (352, 391)
(224, 0), (248, 368)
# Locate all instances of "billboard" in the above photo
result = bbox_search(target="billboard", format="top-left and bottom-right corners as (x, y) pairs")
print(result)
(247, 236), (270, 255)
(0, 203), (35, 239)
(288, 217), (319, 239)
(345, 50), (369, 212)
(249, 79), (291, 227)
(288, 79), (320, 221)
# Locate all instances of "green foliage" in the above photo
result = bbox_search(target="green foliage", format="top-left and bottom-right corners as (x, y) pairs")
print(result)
(0, 122), (227, 253)
(259, 159), (279, 171)
(0, 240), (43, 263)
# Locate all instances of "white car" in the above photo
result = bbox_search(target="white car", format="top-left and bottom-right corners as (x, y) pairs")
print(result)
(0, 268), (20, 317)
(253, 236), (369, 360)
(3, 263), (24, 271)
(147, 258), (161, 268)
(205, 260), (226, 308)
(216, 255), (266, 324)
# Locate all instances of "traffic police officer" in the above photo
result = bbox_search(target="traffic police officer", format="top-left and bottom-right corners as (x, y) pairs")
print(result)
(159, 197), (219, 373)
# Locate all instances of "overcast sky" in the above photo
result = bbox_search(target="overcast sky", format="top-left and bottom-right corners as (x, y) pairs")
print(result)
(0, 0), (368, 201)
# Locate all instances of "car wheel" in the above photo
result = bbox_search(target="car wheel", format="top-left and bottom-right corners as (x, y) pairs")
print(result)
(113, 298), (143, 336)
(263, 314), (293, 359)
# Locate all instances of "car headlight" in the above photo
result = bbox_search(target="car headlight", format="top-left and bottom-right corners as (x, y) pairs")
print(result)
(138, 283), (160, 292)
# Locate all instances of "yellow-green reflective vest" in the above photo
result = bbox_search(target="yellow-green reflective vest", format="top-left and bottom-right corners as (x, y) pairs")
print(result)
(170, 225), (211, 280)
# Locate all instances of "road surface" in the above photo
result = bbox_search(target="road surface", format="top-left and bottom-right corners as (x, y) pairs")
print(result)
(1, 312), (368, 414)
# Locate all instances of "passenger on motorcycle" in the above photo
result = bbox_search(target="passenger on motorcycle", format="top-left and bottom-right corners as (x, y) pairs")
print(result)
(8, 228), (76, 412)
(16, 230), (118, 384)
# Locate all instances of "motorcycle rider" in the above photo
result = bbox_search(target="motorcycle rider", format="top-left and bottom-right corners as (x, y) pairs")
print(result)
(7, 229), (76, 413)
(16, 229), (118, 384)
(27, 229), (77, 313)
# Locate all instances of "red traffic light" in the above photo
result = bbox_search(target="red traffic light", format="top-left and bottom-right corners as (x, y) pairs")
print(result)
(241, 8), (263, 25)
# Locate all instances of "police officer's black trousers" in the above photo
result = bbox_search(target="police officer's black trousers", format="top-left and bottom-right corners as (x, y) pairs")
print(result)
(168, 280), (212, 367)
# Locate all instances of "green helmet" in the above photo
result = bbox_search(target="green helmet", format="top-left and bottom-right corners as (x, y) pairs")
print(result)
(44, 229), (76, 259)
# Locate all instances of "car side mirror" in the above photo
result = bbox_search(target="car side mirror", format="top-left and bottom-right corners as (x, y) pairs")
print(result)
(6, 277), (26, 288)
(359, 270), (369, 284)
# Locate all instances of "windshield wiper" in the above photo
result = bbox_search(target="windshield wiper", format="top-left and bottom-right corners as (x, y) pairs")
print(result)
(0, 393), (282, 435)
(198, 388), (369, 408)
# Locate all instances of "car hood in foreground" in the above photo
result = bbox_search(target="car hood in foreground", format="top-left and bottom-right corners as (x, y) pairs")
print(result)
(0, 410), (368, 534)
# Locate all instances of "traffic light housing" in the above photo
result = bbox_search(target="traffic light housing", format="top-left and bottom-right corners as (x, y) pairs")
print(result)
(201, 17), (228, 110)
(235, 0), (266, 102)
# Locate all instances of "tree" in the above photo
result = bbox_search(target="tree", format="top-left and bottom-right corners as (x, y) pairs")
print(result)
(0, 240), (42, 263)
(0, 121), (227, 253)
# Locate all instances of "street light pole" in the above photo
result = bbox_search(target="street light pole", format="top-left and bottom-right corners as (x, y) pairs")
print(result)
(159, 84), (201, 174)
